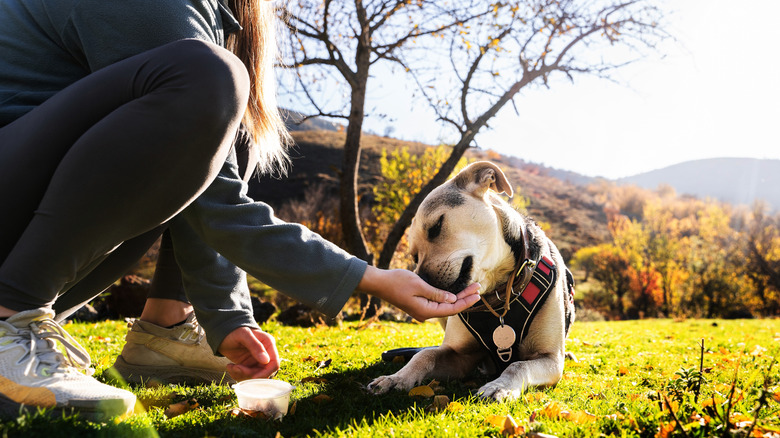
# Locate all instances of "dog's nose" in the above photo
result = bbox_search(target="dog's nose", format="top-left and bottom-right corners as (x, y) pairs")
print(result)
(417, 271), (433, 286)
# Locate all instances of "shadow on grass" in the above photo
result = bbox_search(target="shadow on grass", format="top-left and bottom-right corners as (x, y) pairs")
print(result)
(159, 361), (488, 438)
(0, 361), (489, 438)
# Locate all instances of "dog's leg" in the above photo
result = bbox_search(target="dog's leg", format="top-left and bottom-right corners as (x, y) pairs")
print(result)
(478, 352), (564, 401)
(368, 345), (482, 394)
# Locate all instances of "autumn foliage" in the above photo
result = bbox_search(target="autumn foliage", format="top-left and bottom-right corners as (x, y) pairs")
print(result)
(573, 184), (780, 319)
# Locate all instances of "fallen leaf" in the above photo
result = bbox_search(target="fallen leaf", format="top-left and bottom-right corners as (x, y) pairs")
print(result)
(485, 414), (523, 436)
(312, 394), (333, 404)
(288, 400), (297, 415)
(227, 407), (271, 420)
(772, 387), (780, 403)
(538, 401), (562, 419)
(618, 366), (629, 376)
(562, 410), (598, 423)
(656, 421), (675, 438)
(500, 414), (522, 436)
(301, 377), (328, 384)
(446, 401), (465, 412)
(315, 358), (332, 371)
(425, 395), (450, 412)
(164, 398), (199, 418)
(408, 385), (435, 397)
(302, 355), (317, 362)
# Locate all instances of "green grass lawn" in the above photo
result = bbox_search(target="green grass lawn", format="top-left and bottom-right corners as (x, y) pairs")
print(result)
(2, 318), (778, 437)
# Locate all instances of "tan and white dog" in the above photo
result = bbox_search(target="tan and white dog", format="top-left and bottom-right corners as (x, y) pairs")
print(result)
(368, 161), (575, 401)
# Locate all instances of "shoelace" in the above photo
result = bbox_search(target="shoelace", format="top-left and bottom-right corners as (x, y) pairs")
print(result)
(177, 319), (205, 343)
(21, 318), (92, 377)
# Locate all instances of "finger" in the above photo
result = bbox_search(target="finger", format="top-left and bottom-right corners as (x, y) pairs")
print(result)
(244, 329), (272, 365)
(420, 284), (457, 304)
(448, 292), (481, 312)
(227, 362), (277, 380)
(455, 283), (481, 299)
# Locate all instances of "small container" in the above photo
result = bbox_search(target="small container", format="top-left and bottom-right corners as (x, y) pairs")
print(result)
(233, 379), (294, 419)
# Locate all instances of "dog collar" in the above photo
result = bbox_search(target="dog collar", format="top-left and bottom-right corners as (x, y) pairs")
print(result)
(458, 255), (557, 374)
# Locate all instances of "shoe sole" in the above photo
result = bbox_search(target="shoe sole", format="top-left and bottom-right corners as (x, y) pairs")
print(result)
(0, 393), (134, 422)
(111, 355), (236, 386)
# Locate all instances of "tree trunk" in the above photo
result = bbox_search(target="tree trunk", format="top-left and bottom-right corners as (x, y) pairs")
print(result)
(340, 16), (381, 316)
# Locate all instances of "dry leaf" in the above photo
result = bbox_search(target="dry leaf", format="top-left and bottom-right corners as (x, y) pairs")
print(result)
(484, 414), (523, 436)
(301, 377), (328, 384)
(618, 366), (629, 376)
(288, 400), (297, 415)
(562, 410), (598, 423)
(426, 395), (450, 412)
(315, 358), (332, 371)
(312, 394), (333, 404)
(302, 355), (317, 362)
(538, 401), (562, 419)
(408, 385), (435, 397)
(771, 387), (780, 403)
(164, 398), (199, 418)
(656, 421), (676, 438)
(447, 401), (465, 412)
(227, 407), (271, 419)
(485, 414), (508, 428)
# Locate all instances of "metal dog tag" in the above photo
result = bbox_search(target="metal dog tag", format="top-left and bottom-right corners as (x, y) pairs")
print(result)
(492, 324), (516, 350)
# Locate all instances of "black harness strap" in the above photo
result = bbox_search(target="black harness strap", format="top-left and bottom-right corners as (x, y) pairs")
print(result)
(458, 255), (557, 374)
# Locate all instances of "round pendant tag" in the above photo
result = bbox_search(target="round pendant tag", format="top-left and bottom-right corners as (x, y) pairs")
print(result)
(492, 325), (516, 350)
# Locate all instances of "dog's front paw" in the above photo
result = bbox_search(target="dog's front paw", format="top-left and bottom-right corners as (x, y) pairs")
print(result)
(477, 381), (522, 401)
(367, 375), (399, 395)
(368, 374), (415, 395)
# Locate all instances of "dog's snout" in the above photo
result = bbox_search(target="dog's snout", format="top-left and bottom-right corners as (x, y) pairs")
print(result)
(447, 256), (473, 293)
(417, 270), (433, 285)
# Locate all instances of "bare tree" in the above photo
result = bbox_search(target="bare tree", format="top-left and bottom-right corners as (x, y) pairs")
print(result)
(279, 0), (666, 311)
(279, 1), (492, 268)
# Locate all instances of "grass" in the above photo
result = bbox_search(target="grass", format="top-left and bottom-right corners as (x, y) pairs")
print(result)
(1, 318), (778, 437)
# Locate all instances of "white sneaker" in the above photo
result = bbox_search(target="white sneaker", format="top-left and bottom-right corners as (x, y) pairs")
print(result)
(0, 309), (136, 421)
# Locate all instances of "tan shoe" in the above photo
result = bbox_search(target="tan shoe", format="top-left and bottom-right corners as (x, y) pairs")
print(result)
(111, 313), (235, 385)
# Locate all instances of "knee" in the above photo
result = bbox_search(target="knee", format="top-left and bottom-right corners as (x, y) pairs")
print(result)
(147, 39), (250, 134)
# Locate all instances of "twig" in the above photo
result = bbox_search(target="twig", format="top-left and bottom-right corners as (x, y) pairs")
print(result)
(695, 338), (704, 403)
(722, 356), (742, 438)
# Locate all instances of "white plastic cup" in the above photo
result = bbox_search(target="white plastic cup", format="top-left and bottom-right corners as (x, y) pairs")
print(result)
(233, 379), (294, 419)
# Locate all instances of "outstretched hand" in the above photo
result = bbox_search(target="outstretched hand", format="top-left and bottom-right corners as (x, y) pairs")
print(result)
(358, 266), (481, 321)
(218, 327), (279, 380)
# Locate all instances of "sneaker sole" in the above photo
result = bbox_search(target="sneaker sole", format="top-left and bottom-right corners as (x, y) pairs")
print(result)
(111, 355), (236, 386)
(0, 393), (134, 422)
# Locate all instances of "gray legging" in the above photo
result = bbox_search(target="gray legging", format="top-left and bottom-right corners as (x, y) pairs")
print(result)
(0, 39), (249, 313)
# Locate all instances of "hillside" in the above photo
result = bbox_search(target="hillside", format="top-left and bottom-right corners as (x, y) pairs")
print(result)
(617, 157), (780, 210)
(248, 130), (610, 260)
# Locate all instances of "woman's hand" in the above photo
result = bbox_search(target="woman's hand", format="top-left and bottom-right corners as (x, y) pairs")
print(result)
(358, 266), (481, 321)
(219, 326), (279, 380)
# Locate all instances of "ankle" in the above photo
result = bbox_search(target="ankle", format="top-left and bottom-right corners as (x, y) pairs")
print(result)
(0, 305), (19, 318)
(139, 298), (193, 328)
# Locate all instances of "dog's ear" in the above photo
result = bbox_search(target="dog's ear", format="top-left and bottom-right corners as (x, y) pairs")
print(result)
(454, 161), (513, 198)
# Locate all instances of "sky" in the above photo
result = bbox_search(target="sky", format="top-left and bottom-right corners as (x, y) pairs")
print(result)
(354, 0), (780, 180)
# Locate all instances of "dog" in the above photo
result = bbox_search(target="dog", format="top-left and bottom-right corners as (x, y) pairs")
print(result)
(368, 161), (575, 401)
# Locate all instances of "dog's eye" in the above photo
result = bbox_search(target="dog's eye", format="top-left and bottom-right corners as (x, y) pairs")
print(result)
(427, 214), (444, 241)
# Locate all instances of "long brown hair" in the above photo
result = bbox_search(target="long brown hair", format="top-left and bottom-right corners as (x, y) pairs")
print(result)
(227, 0), (290, 177)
